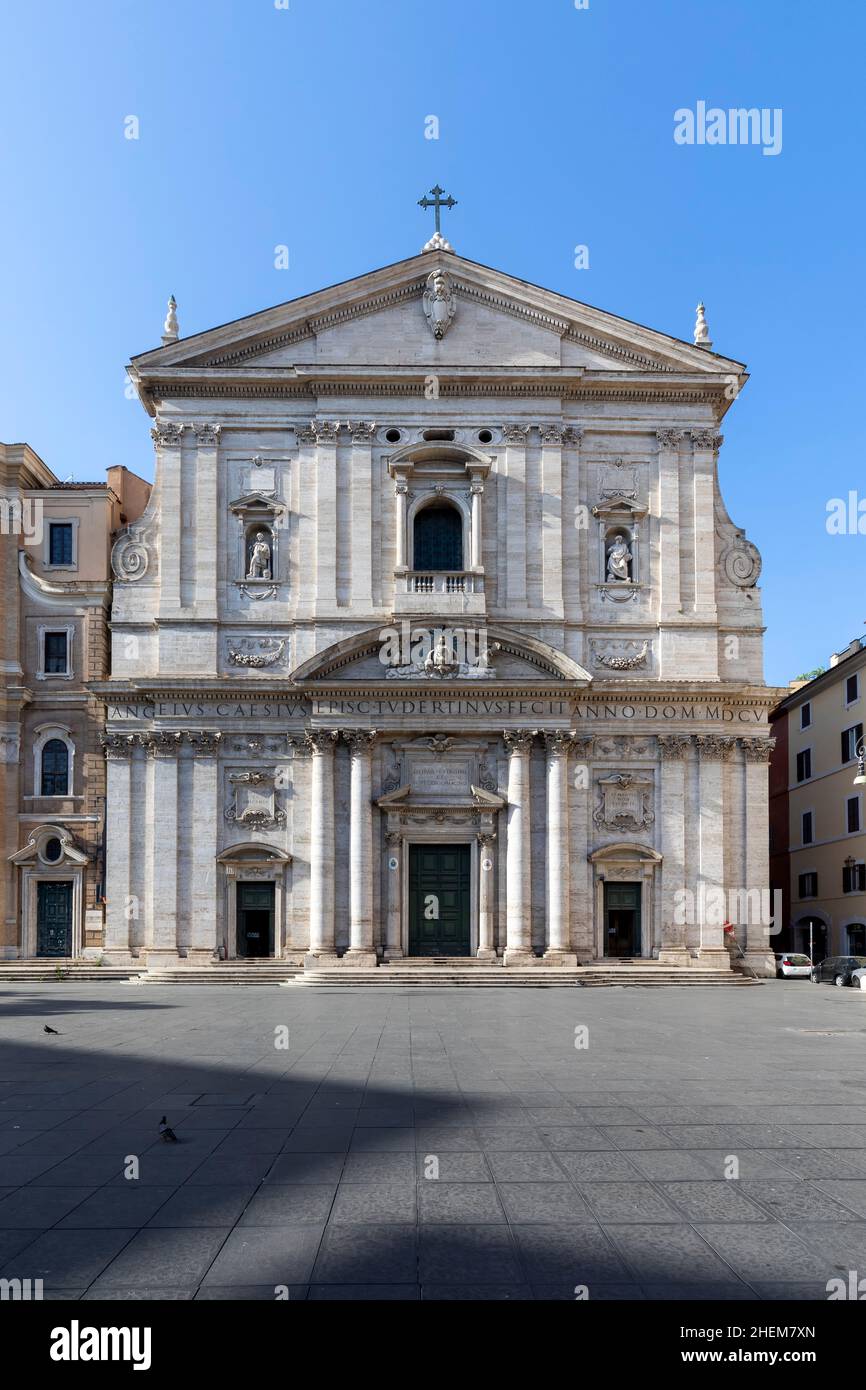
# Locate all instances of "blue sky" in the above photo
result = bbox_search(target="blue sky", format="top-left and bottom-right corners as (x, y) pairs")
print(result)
(1, 0), (863, 686)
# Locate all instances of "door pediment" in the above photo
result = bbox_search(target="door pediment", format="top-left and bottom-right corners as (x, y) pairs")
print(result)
(291, 625), (591, 688)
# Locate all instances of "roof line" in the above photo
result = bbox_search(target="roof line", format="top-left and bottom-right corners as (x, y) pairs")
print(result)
(129, 251), (746, 369)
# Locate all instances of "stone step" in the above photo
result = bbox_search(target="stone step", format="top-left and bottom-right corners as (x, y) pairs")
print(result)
(135, 967), (297, 986)
(0, 965), (143, 982)
(293, 967), (758, 988)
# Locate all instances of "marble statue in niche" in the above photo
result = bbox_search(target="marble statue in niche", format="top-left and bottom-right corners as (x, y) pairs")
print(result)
(606, 532), (633, 582)
(247, 530), (273, 580)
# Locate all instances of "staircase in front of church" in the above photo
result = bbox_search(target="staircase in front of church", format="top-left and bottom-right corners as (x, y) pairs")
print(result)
(291, 959), (760, 989)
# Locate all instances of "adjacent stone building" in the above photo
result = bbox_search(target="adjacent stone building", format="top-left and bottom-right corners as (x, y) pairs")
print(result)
(0, 443), (150, 958)
(96, 243), (777, 973)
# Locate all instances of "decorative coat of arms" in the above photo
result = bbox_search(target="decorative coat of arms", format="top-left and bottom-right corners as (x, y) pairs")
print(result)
(224, 770), (286, 829)
(593, 772), (654, 832)
(422, 269), (456, 339)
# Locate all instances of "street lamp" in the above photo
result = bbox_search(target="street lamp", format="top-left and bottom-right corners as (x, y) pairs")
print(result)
(854, 738), (866, 786)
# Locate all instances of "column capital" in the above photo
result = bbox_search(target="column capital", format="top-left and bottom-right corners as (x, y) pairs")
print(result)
(690, 428), (722, 450)
(476, 831), (497, 849)
(186, 730), (222, 757)
(562, 425), (583, 446)
(304, 729), (340, 755)
(539, 424), (563, 446)
(656, 428), (684, 448)
(101, 732), (141, 759)
(192, 423), (221, 448)
(150, 422), (184, 448)
(503, 729), (536, 754)
(502, 423), (531, 445)
(541, 730), (576, 757)
(143, 731), (183, 758)
(694, 734), (737, 760)
(348, 420), (375, 443)
(298, 419), (340, 445)
(740, 736), (776, 763)
(342, 729), (378, 754)
(656, 734), (691, 761)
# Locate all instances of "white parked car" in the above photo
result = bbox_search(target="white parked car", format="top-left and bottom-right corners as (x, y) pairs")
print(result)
(774, 952), (813, 979)
(852, 967), (866, 991)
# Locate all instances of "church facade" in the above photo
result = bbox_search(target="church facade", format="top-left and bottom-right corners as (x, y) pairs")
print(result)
(97, 241), (777, 974)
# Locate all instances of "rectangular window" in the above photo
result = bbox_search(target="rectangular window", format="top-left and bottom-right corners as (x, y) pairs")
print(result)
(802, 811), (814, 845)
(842, 724), (864, 764)
(843, 863), (866, 893)
(848, 797), (861, 834)
(48, 523), (73, 566)
(846, 673), (860, 705)
(800, 702), (812, 730)
(796, 748), (812, 782)
(43, 632), (69, 674)
(798, 871), (818, 898)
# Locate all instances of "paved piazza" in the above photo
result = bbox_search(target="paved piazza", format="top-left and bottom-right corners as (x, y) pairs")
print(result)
(1, 981), (865, 1301)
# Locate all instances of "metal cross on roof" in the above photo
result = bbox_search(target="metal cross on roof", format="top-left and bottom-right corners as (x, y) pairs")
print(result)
(418, 185), (457, 235)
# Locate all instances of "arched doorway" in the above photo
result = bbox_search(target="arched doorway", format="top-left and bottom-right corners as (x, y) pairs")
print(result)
(217, 844), (292, 960)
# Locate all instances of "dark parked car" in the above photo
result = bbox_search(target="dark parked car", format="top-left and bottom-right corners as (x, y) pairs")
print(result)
(812, 955), (866, 987)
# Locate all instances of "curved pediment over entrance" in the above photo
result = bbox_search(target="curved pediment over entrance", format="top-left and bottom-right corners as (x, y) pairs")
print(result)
(290, 625), (592, 687)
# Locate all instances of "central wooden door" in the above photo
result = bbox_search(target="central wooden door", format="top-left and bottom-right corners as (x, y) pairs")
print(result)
(604, 881), (641, 957)
(236, 882), (275, 957)
(408, 844), (471, 956)
(36, 881), (73, 957)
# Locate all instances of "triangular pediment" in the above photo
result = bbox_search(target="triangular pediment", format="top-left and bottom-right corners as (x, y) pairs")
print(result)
(291, 625), (592, 687)
(129, 252), (745, 384)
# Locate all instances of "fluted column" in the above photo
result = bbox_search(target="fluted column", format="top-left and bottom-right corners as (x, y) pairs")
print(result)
(694, 735), (735, 968)
(741, 737), (777, 977)
(691, 429), (720, 630)
(102, 734), (136, 963)
(344, 730), (377, 964)
(192, 423), (220, 621)
(153, 423), (184, 616)
(656, 735), (691, 963)
(503, 730), (535, 964)
(146, 732), (183, 965)
(476, 832), (497, 959)
(543, 731), (576, 964)
(349, 422), (375, 610)
(503, 424), (530, 608)
(305, 730), (339, 962)
(540, 425), (564, 614)
(656, 429), (683, 624)
(188, 732), (221, 960)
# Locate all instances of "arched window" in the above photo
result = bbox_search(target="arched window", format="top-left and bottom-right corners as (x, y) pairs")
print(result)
(41, 739), (69, 796)
(413, 504), (463, 571)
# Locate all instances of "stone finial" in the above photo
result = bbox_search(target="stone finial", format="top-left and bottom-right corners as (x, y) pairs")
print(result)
(422, 230), (454, 253)
(161, 294), (179, 346)
(693, 301), (712, 350)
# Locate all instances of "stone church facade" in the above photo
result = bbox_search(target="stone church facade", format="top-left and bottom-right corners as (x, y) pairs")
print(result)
(97, 245), (777, 974)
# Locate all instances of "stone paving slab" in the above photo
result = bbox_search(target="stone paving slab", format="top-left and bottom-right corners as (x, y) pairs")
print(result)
(0, 979), (865, 1300)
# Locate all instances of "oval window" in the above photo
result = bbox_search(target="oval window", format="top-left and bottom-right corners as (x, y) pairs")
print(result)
(43, 836), (62, 863)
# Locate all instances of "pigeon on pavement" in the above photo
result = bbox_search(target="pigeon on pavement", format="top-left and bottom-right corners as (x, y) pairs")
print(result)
(159, 1116), (179, 1143)
(43, 1025), (60, 1035)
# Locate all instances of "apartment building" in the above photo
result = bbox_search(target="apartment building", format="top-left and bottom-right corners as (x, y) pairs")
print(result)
(770, 635), (866, 960)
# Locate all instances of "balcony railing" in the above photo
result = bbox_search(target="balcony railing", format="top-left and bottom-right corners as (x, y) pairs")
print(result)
(403, 570), (482, 596)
